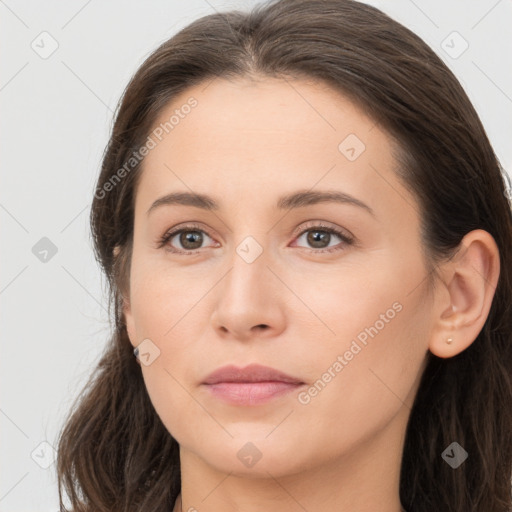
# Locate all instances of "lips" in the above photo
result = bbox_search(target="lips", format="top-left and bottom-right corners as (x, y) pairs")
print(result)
(202, 363), (305, 406)
(202, 363), (304, 385)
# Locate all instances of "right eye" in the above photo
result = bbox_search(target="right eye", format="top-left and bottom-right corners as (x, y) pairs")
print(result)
(157, 224), (219, 254)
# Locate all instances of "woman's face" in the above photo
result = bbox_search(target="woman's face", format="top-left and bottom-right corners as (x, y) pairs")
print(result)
(124, 76), (433, 478)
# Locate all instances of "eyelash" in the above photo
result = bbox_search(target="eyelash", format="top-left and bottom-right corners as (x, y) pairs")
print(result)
(156, 221), (354, 256)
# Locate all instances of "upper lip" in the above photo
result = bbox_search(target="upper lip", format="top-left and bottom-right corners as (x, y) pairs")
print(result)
(202, 363), (304, 385)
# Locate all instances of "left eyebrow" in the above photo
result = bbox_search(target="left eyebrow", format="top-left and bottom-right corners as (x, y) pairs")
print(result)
(276, 190), (375, 217)
(146, 189), (375, 218)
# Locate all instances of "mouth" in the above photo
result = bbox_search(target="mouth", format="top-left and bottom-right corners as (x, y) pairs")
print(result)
(201, 363), (305, 406)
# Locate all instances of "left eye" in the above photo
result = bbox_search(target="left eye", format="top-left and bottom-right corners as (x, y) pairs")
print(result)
(293, 227), (351, 251)
(157, 224), (353, 254)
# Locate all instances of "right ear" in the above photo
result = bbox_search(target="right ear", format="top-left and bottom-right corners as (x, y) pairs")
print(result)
(113, 245), (136, 347)
(122, 296), (137, 347)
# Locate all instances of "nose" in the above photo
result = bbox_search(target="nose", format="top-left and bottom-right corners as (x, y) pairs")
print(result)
(210, 238), (286, 342)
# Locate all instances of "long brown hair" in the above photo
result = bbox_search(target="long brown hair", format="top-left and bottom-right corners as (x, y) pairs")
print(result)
(55, 0), (512, 510)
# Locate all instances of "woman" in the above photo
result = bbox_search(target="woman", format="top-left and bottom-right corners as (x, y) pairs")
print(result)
(55, 0), (512, 510)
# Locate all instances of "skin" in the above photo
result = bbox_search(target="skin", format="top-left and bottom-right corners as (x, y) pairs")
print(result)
(120, 76), (500, 512)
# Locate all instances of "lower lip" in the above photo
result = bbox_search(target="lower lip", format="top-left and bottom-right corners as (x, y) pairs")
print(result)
(203, 381), (304, 405)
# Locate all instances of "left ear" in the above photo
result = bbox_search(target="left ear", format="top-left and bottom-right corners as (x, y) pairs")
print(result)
(428, 229), (500, 358)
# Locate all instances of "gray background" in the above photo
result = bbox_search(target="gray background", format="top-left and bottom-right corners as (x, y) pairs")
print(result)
(1, 0), (511, 509)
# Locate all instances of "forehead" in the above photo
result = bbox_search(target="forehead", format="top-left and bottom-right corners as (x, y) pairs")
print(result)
(134, 76), (410, 219)
(149, 76), (380, 152)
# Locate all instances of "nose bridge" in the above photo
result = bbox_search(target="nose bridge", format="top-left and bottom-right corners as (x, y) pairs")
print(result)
(223, 208), (271, 276)
(225, 232), (270, 299)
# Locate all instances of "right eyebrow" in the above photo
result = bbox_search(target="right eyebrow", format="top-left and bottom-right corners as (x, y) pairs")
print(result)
(147, 192), (218, 216)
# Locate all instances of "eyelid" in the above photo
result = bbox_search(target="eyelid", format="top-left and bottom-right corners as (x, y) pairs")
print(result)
(291, 220), (353, 241)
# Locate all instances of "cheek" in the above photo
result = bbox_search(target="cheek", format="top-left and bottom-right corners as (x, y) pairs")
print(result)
(291, 287), (427, 456)
(129, 267), (205, 440)
(129, 261), (203, 339)
(285, 260), (398, 349)
(295, 250), (429, 397)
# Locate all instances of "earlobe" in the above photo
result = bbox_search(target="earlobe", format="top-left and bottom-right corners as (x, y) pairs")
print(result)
(428, 229), (500, 359)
